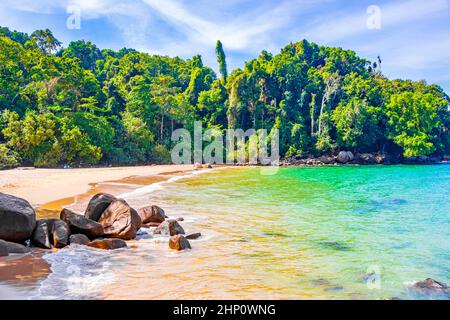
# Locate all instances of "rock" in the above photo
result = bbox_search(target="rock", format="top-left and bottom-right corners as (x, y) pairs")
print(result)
(186, 233), (201, 240)
(52, 220), (70, 248)
(88, 238), (127, 250)
(176, 217), (184, 222)
(69, 234), (90, 245)
(0, 241), (8, 257)
(194, 162), (203, 169)
(374, 154), (385, 164)
(84, 193), (116, 222)
(31, 219), (70, 249)
(60, 208), (104, 239)
(141, 222), (161, 228)
(154, 219), (185, 236)
(206, 163), (213, 169)
(410, 278), (450, 296)
(98, 199), (141, 240)
(137, 205), (165, 224)
(31, 219), (53, 249)
(0, 193), (36, 243)
(318, 155), (335, 165)
(169, 235), (191, 251)
(337, 151), (354, 164)
(0, 240), (30, 254)
(357, 153), (376, 164)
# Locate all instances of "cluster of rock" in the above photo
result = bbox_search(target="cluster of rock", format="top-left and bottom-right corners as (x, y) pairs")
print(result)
(0, 192), (200, 257)
(194, 163), (213, 170)
(282, 151), (448, 166)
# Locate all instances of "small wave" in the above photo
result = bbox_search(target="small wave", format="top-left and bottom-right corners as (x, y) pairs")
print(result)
(119, 168), (214, 199)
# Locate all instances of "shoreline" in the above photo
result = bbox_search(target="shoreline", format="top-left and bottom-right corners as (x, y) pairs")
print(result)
(0, 165), (195, 208)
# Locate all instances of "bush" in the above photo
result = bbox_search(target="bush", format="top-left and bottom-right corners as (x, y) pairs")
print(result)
(0, 144), (19, 169)
(150, 144), (172, 164)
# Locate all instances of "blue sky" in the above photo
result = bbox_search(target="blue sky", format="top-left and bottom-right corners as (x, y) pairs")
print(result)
(1, 0), (449, 93)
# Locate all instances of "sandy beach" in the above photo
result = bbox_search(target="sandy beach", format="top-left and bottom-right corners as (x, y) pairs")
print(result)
(0, 165), (193, 207)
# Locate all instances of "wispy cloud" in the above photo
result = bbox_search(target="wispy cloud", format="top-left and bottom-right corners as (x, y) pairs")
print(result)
(0, 0), (449, 92)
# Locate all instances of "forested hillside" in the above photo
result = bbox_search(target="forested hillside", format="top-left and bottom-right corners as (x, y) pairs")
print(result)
(1, 26), (449, 168)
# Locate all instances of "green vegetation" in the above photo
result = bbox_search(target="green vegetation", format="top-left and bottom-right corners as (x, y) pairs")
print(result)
(1, 27), (449, 168)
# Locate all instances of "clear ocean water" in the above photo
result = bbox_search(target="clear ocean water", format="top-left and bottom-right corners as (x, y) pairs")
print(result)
(22, 165), (450, 299)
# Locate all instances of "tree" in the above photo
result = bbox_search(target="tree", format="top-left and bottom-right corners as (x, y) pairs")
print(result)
(386, 91), (447, 157)
(27, 29), (62, 54)
(215, 40), (228, 83)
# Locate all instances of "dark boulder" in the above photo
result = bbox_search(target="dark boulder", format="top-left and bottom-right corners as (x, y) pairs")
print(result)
(0, 240), (30, 254)
(137, 205), (165, 224)
(88, 238), (127, 250)
(154, 219), (185, 236)
(60, 208), (104, 239)
(337, 151), (354, 164)
(186, 233), (201, 240)
(0, 193), (36, 243)
(0, 241), (8, 257)
(169, 235), (191, 251)
(69, 234), (90, 245)
(31, 219), (70, 249)
(31, 219), (53, 249)
(357, 153), (376, 164)
(52, 220), (70, 248)
(98, 199), (141, 240)
(84, 193), (116, 222)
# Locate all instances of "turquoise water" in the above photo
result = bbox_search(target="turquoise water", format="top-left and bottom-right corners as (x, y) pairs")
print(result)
(16, 165), (449, 300)
(153, 165), (449, 299)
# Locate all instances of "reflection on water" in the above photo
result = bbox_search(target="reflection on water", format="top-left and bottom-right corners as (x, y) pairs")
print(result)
(2, 166), (450, 299)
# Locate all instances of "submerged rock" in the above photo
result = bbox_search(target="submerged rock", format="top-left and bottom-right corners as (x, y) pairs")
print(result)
(84, 193), (116, 222)
(98, 199), (141, 240)
(409, 278), (450, 298)
(60, 208), (104, 239)
(137, 205), (165, 224)
(154, 219), (185, 236)
(186, 233), (201, 240)
(69, 234), (90, 245)
(319, 241), (352, 251)
(169, 235), (191, 251)
(0, 193), (36, 243)
(88, 238), (127, 250)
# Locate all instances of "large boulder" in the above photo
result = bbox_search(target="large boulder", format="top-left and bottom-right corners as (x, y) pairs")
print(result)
(98, 199), (141, 240)
(31, 219), (70, 249)
(69, 234), (90, 246)
(154, 219), (185, 236)
(137, 205), (166, 224)
(357, 153), (376, 164)
(84, 193), (116, 222)
(169, 235), (191, 251)
(337, 151), (354, 164)
(88, 238), (127, 250)
(0, 240), (30, 254)
(0, 193), (36, 243)
(60, 208), (104, 239)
